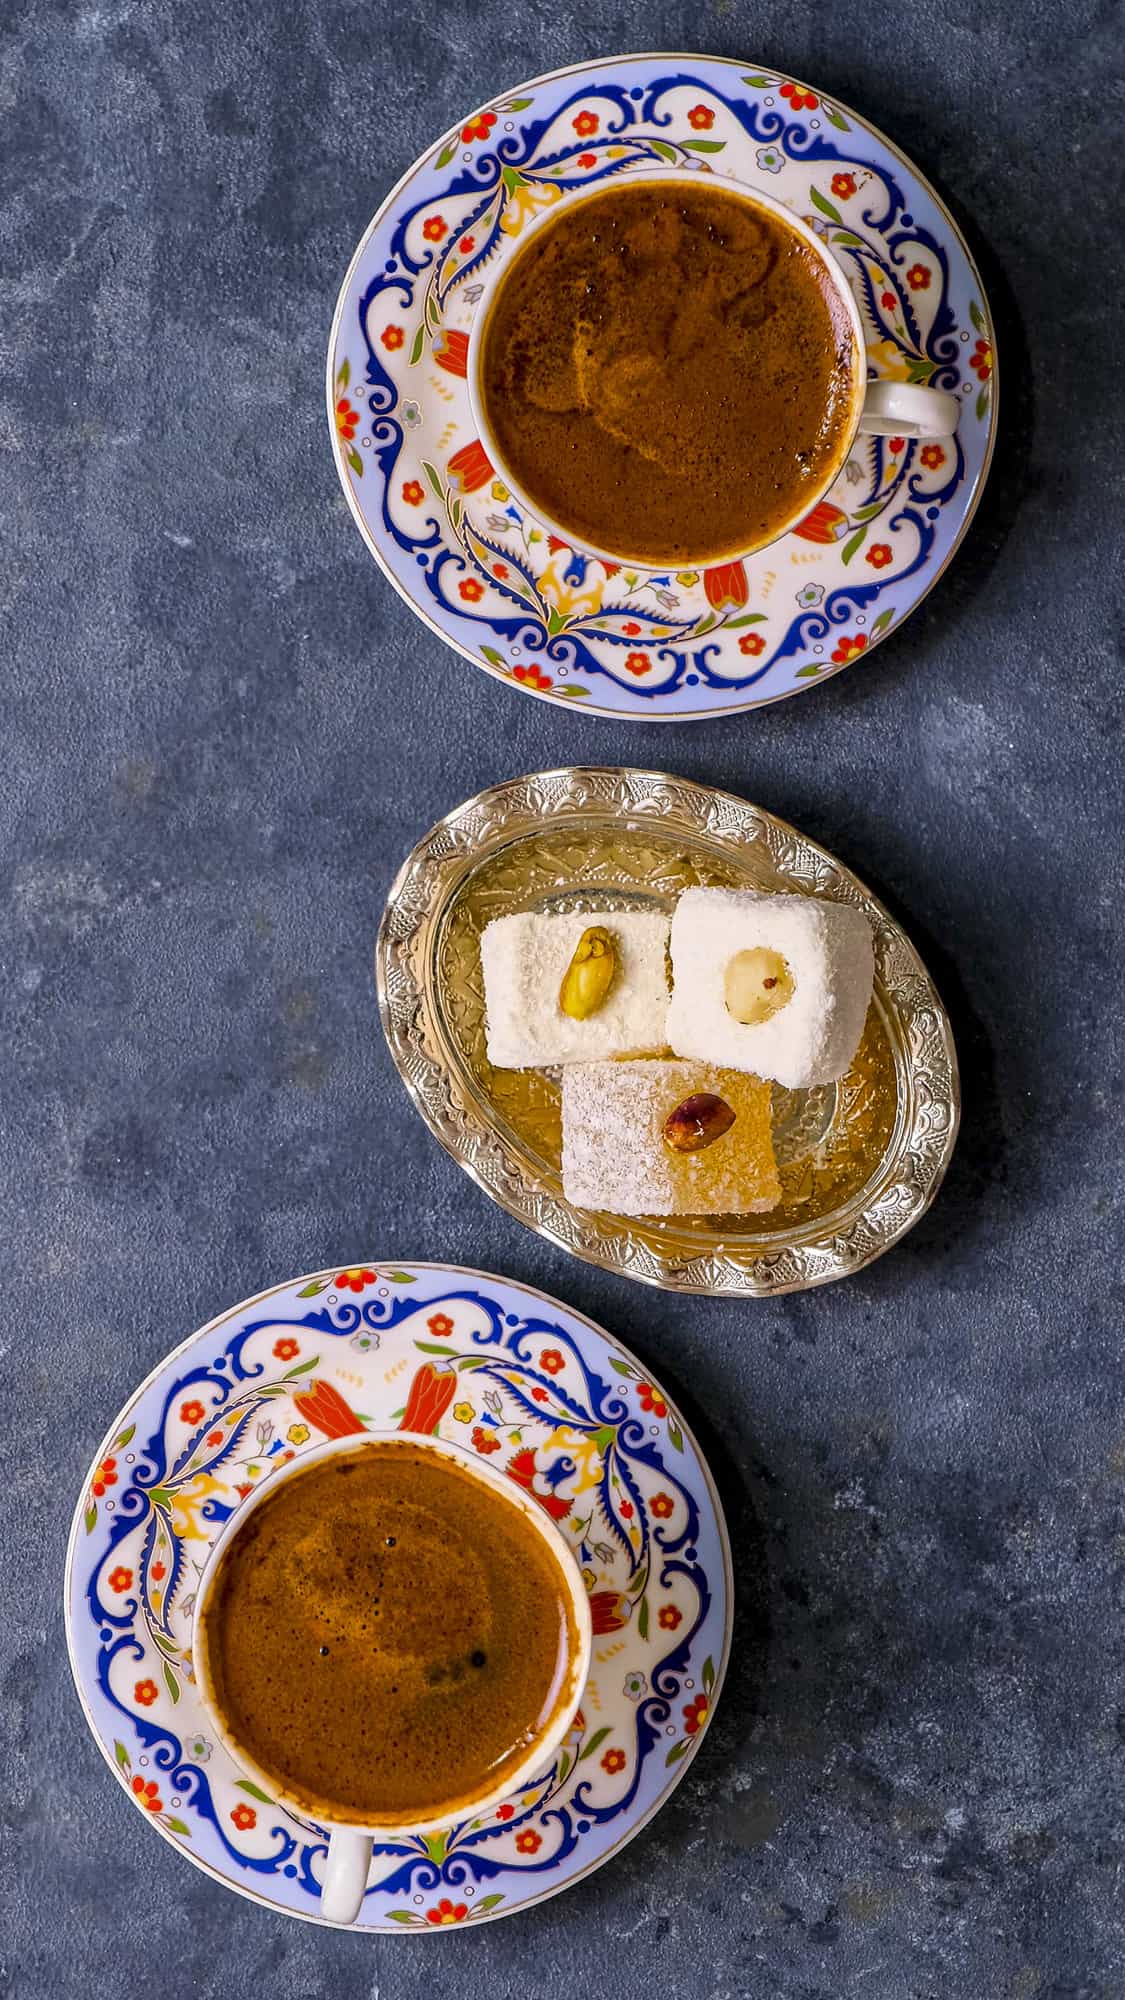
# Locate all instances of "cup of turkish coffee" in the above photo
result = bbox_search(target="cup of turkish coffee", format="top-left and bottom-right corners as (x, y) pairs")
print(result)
(192, 1431), (592, 1925)
(468, 169), (960, 569)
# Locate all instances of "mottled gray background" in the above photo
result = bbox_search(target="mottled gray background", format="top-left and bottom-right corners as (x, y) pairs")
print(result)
(2, 2), (1122, 1995)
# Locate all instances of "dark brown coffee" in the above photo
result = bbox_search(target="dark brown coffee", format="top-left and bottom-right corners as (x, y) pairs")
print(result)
(200, 1442), (579, 1822)
(479, 180), (858, 565)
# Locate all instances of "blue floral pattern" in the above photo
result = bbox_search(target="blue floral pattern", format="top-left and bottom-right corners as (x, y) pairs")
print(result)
(67, 1266), (730, 1929)
(328, 57), (995, 719)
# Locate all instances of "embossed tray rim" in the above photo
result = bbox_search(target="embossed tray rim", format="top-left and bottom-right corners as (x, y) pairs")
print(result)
(376, 767), (960, 1297)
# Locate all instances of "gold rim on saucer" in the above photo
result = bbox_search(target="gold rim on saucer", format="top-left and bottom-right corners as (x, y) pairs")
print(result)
(376, 768), (960, 1297)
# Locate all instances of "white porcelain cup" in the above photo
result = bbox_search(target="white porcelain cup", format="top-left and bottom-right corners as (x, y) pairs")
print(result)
(192, 1430), (593, 1926)
(467, 166), (960, 568)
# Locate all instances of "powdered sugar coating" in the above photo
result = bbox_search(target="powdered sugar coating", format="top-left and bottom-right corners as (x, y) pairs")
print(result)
(666, 888), (873, 1088)
(562, 1060), (780, 1217)
(481, 910), (670, 1068)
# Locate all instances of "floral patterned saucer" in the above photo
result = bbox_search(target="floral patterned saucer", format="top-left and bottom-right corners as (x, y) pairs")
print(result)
(328, 53), (996, 720)
(66, 1265), (731, 1929)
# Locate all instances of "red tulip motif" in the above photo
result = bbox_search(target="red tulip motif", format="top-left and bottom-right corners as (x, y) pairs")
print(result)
(447, 439), (495, 494)
(291, 1380), (366, 1441)
(703, 561), (749, 610)
(589, 1590), (632, 1634)
(398, 1362), (458, 1437)
(792, 499), (848, 545)
(433, 329), (469, 378)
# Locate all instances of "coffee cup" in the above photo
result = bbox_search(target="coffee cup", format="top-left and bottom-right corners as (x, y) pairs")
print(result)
(467, 166), (960, 568)
(192, 1430), (593, 1925)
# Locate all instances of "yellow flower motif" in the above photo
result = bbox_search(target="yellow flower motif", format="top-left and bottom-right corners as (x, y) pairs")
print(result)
(581, 1565), (597, 1593)
(675, 570), (699, 587)
(499, 175), (562, 237)
(168, 1471), (224, 1542)
(539, 553), (606, 621)
(453, 1401), (475, 1424)
(490, 480), (509, 502)
(865, 338), (917, 385)
(550, 1424), (608, 1497)
(287, 1423), (310, 1445)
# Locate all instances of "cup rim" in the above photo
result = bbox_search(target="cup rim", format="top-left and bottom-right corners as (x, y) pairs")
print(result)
(190, 1427), (594, 1836)
(465, 163), (867, 571)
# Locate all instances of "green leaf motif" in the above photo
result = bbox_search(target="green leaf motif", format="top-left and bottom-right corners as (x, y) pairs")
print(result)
(579, 1725), (612, 1762)
(336, 357), (350, 392)
(422, 460), (444, 500)
(724, 612), (767, 628)
(969, 298), (985, 332)
(545, 606), (567, 636)
(906, 358), (934, 385)
(236, 1779), (275, 1804)
(476, 1893), (504, 1913)
(609, 1358), (634, 1377)
(810, 188), (843, 225)
(387, 1909), (418, 1925)
(976, 385), (990, 421)
(682, 139), (726, 153)
(280, 1352), (316, 1384)
(84, 1502), (98, 1535)
(409, 323), (426, 367)
(871, 607), (895, 638)
(854, 499), (889, 522)
(832, 230), (864, 248)
(665, 1738), (690, 1766)
(414, 1340), (459, 1357)
(667, 1421), (684, 1454)
(297, 1279), (329, 1297)
(795, 662), (824, 679)
(163, 1817), (191, 1836)
(480, 645), (506, 667)
(824, 105), (850, 131)
(162, 1662), (180, 1706)
(647, 139), (679, 162)
(346, 448), (363, 476)
(555, 1750), (572, 1784)
(637, 1596), (650, 1640)
(501, 96), (533, 111)
(841, 527), (867, 565)
(742, 74), (772, 87)
(114, 1740), (131, 1772)
(560, 685), (590, 698)
(702, 1654), (715, 1692)
(115, 1425), (136, 1450)
(435, 140), (457, 169)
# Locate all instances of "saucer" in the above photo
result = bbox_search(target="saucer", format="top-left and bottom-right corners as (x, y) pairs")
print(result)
(66, 1265), (731, 1929)
(377, 769), (959, 1295)
(328, 53), (996, 720)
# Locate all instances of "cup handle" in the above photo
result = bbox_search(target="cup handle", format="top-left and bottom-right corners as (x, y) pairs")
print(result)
(858, 379), (960, 439)
(321, 1827), (373, 1925)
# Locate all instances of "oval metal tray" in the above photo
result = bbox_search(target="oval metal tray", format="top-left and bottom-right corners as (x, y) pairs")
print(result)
(376, 768), (958, 1296)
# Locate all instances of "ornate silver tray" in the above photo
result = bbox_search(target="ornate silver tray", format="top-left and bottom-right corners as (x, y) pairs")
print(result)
(376, 768), (958, 1296)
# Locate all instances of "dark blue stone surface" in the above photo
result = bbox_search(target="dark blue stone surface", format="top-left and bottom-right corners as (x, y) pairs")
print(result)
(2, 5), (1122, 1996)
